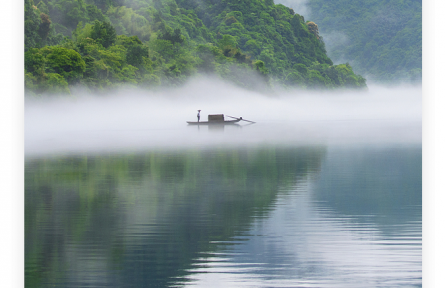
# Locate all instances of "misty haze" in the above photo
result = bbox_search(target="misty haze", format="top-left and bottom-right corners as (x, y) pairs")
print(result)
(24, 0), (422, 287)
(25, 80), (422, 287)
(25, 79), (421, 156)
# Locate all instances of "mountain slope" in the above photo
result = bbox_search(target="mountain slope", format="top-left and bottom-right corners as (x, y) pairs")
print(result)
(24, 0), (367, 95)
(304, 0), (421, 83)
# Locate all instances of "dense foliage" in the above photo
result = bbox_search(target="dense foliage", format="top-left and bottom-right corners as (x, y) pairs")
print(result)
(24, 0), (367, 95)
(304, 0), (421, 83)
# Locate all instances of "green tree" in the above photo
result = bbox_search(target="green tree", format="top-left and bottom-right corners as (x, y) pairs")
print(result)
(90, 20), (117, 48)
(41, 46), (86, 83)
(218, 34), (238, 50)
(306, 70), (326, 88)
(25, 48), (46, 79)
(38, 13), (52, 40)
(285, 71), (304, 86)
(86, 4), (106, 22)
(42, 73), (71, 94)
(254, 60), (267, 75)
(25, 0), (41, 51)
(158, 26), (185, 44)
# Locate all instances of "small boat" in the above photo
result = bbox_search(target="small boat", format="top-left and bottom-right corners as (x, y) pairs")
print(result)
(187, 119), (241, 125)
(187, 114), (254, 125)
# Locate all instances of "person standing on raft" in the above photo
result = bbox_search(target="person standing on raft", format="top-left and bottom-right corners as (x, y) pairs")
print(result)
(197, 110), (201, 122)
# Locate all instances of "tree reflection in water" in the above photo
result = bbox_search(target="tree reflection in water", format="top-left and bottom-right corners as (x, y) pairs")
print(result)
(25, 146), (325, 287)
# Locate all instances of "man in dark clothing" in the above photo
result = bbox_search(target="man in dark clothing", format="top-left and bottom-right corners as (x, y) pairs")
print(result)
(197, 110), (201, 122)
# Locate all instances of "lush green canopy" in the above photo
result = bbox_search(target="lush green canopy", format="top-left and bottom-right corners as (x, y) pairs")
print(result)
(24, 0), (367, 95)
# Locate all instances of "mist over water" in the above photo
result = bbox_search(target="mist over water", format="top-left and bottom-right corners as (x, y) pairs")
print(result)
(25, 78), (422, 287)
(25, 78), (421, 156)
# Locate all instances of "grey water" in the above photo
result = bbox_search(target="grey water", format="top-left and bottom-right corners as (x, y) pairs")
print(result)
(25, 82), (422, 287)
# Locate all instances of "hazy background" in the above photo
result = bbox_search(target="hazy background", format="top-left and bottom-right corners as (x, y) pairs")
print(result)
(276, 0), (422, 84)
(25, 78), (421, 156)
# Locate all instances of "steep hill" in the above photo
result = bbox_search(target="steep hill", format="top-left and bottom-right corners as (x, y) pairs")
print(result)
(299, 0), (421, 83)
(24, 0), (367, 95)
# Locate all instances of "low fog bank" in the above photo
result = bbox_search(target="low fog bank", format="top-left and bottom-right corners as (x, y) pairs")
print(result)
(25, 78), (421, 156)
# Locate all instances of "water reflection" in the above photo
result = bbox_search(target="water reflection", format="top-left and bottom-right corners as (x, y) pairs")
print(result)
(182, 185), (421, 287)
(177, 146), (421, 287)
(25, 146), (324, 287)
(25, 145), (421, 287)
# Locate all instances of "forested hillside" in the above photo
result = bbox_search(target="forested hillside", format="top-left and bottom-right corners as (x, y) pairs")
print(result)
(24, 0), (366, 95)
(302, 0), (422, 83)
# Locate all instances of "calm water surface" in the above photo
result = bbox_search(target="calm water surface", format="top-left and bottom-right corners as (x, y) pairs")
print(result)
(25, 145), (421, 287)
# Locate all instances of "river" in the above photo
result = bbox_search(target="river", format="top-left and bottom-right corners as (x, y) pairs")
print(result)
(25, 83), (422, 287)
